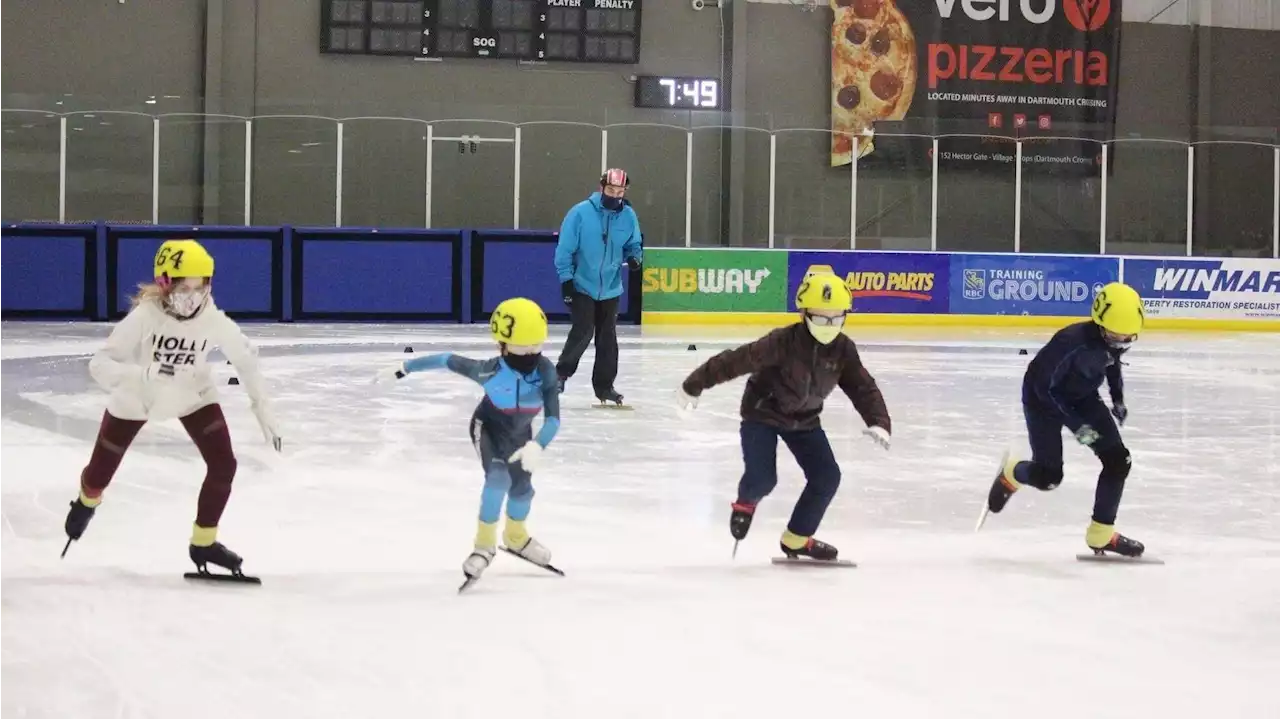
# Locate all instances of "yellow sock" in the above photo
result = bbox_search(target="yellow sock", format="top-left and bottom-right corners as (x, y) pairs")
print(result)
(1086, 521), (1115, 548)
(191, 524), (218, 547)
(1002, 454), (1022, 489)
(503, 519), (529, 548)
(79, 489), (103, 508)
(781, 530), (809, 550)
(474, 520), (498, 550)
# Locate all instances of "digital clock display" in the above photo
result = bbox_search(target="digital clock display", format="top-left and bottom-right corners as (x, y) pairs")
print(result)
(634, 75), (721, 110)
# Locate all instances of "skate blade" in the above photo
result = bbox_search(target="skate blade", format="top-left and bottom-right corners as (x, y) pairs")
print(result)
(183, 571), (262, 585)
(1075, 553), (1164, 565)
(975, 504), (991, 533)
(771, 557), (857, 568)
(458, 575), (480, 593)
(500, 546), (565, 576)
(591, 403), (634, 411)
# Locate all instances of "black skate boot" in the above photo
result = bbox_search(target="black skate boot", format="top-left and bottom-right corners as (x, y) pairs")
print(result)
(596, 388), (623, 404)
(187, 541), (260, 584)
(64, 497), (97, 541)
(986, 451), (1021, 515)
(729, 501), (756, 558)
(729, 502), (756, 541)
(779, 536), (840, 562)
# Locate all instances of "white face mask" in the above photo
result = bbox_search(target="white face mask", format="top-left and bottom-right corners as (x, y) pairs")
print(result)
(804, 314), (845, 345)
(167, 286), (210, 318)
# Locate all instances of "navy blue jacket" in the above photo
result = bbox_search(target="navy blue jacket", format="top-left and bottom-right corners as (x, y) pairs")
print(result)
(1022, 321), (1125, 432)
(554, 192), (643, 301)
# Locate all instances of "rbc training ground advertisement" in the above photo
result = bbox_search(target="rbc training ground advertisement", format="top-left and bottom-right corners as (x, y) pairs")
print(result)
(4, 223), (1278, 331)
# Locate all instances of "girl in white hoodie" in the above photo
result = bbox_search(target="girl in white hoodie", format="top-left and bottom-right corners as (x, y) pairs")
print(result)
(64, 239), (282, 580)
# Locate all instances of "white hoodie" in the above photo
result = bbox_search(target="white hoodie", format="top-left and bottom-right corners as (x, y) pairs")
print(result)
(90, 297), (276, 433)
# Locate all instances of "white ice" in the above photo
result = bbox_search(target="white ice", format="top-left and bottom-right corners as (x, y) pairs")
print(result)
(2, 321), (1278, 719)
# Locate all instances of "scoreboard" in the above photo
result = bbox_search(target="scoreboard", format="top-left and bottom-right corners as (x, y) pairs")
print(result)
(322, 0), (643, 64)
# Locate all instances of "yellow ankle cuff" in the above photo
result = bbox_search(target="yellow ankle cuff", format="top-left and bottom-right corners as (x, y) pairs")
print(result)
(191, 524), (218, 547)
(475, 521), (498, 550)
(1002, 455), (1022, 488)
(1086, 521), (1115, 548)
(79, 489), (103, 508)
(503, 519), (529, 548)
(781, 530), (809, 550)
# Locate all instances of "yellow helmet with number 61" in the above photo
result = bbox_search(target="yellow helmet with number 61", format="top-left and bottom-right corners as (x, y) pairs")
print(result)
(154, 239), (215, 282)
(795, 273), (853, 312)
(490, 297), (548, 348)
(1091, 282), (1144, 337)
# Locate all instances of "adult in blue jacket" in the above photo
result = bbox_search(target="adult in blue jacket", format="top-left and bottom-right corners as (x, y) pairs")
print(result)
(553, 168), (643, 405)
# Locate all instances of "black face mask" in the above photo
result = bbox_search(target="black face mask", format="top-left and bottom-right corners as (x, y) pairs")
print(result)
(504, 352), (542, 375)
(601, 194), (624, 211)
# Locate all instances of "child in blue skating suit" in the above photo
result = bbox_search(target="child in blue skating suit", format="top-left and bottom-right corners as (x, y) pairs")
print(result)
(376, 298), (561, 581)
(983, 282), (1146, 557)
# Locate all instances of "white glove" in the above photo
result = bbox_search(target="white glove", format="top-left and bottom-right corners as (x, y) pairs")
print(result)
(251, 400), (283, 452)
(373, 362), (408, 384)
(862, 426), (890, 451)
(508, 441), (544, 473)
(676, 386), (699, 411)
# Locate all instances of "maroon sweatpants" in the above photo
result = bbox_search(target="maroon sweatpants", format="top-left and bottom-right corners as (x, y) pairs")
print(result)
(80, 404), (238, 528)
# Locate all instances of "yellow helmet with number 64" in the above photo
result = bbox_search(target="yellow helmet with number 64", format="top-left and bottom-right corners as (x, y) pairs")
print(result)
(1091, 282), (1144, 337)
(154, 239), (215, 281)
(490, 297), (548, 348)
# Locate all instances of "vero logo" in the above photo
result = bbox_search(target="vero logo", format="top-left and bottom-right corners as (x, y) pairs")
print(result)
(933, 0), (1112, 31)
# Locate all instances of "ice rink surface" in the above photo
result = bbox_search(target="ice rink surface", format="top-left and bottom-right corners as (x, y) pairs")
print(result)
(3, 320), (1278, 719)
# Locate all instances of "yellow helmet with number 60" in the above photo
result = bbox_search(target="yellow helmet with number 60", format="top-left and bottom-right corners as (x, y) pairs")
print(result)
(1091, 282), (1144, 336)
(490, 297), (548, 347)
(154, 239), (215, 281)
(795, 273), (853, 312)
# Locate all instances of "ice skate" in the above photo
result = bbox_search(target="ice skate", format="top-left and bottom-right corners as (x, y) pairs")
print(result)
(976, 451), (1021, 531)
(459, 546), (497, 592)
(61, 493), (101, 558)
(728, 501), (756, 558)
(593, 388), (631, 410)
(186, 539), (261, 584)
(1075, 516), (1157, 562)
(773, 532), (854, 567)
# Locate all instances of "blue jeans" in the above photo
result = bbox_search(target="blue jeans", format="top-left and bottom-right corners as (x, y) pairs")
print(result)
(738, 420), (841, 537)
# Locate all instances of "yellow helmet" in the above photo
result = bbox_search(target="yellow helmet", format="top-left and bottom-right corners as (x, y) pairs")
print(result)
(795, 273), (853, 312)
(1091, 282), (1144, 336)
(490, 297), (548, 347)
(154, 239), (214, 281)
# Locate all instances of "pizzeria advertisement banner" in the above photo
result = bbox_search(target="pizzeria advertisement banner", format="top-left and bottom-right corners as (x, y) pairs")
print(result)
(830, 0), (1122, 169)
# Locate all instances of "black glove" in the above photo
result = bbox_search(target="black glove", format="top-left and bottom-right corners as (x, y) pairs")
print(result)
(626, 257), (641, 271)
(1110, 403), (1128, 426)
(561, 280), (575, 306)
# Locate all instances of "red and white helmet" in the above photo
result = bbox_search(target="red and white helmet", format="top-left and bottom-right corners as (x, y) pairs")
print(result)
(601, 168), (630, 188)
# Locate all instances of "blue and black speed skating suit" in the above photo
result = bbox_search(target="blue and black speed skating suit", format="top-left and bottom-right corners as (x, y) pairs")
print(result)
(400, 353), (560, 525)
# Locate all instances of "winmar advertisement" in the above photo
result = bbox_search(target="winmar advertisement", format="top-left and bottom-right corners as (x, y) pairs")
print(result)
(830, 0), (1122, 169)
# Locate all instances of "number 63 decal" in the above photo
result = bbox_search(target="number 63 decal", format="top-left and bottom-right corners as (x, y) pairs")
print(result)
(491, 311), (516, 339)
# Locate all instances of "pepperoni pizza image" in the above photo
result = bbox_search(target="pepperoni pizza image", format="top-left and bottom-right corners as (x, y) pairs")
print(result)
(830, 0), (918, 166)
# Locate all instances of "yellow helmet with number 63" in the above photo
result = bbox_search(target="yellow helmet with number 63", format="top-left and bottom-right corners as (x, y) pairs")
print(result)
(490, 297), (548, 348)
(795, 273), (853, 312)
(154, 239), (215, 281)
(1091, 282), (1144, 336)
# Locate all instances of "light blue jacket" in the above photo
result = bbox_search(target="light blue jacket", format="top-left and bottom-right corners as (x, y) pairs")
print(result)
(554, 192), (643, 301)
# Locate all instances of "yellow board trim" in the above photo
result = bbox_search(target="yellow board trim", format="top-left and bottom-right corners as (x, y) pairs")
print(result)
(642, 311), (1280, 332)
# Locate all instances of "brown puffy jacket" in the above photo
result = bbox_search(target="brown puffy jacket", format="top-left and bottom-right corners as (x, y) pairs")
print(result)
(681, 324), (891, 433)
